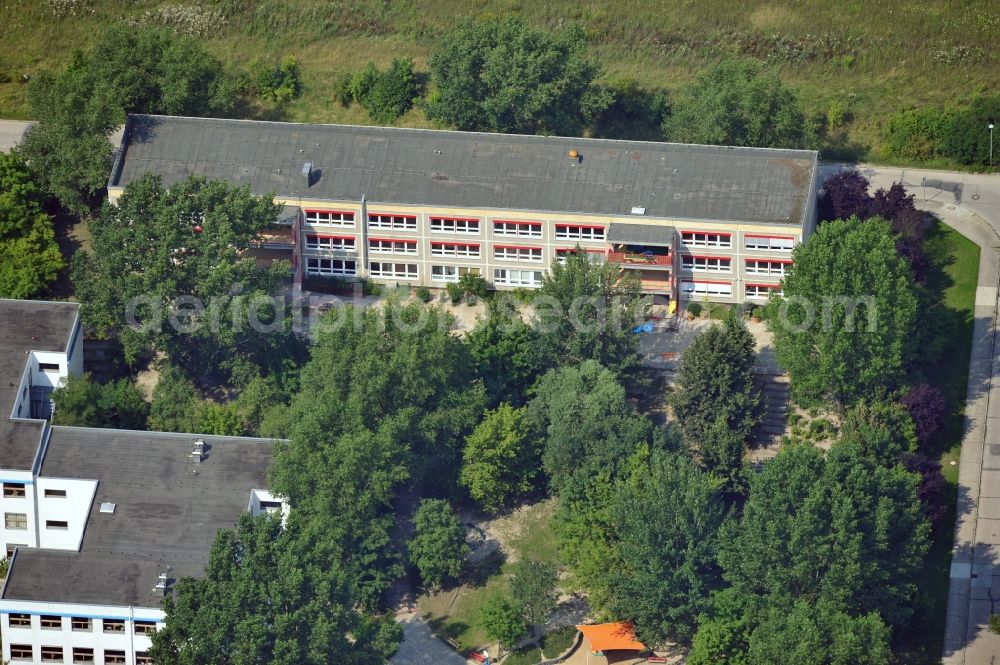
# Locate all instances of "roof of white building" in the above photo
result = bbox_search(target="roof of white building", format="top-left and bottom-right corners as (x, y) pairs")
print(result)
(0, 300), (79, 471)
(110, 114), (818, 226)
(2, 429), (274, 607)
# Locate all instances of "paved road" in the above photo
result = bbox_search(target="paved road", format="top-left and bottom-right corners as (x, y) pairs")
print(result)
(828, 164), (1000, 664)
(390, 613), (468, 665)
(0, 119), (32, 151)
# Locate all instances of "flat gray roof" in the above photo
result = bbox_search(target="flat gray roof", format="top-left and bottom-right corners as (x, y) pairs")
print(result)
(3, 429), (275, 607)
(111, 115), (818, 226)
(608, 222), (676, 247)
(0, 300), (79, 471)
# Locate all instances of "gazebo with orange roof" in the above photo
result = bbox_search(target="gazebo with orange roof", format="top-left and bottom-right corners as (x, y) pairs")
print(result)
(576, 622), (646, 655)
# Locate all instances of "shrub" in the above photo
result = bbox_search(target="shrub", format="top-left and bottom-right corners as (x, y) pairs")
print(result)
(883, 108), (952, 162)
(990, 614), (1000, 636)
(540, 626), (577, 657)
(942, 95), (1000, 165)
(446, 282), (463, 304)
(458, 273), (490, 299)
(361, 279), (383, 297)
(251, 55), (301, 104)
(350, 58), (420, 124)
(901, 453), (948, 526)
(751, 307), (763, 320)
(331, 71), (353, 106)
(415, 286), (432, 303)
(901, 384), (947, 445)
(686, 302), (702, 317)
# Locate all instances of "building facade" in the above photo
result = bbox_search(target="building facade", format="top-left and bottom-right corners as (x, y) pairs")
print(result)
(108, 115), (819, 305)
(0, 300), (284, 665)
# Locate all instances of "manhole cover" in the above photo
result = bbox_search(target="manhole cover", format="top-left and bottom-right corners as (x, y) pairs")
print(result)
(972, 194), (981, 200)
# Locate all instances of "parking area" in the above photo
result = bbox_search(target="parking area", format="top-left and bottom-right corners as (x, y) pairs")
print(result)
(391, 613), (469, 665)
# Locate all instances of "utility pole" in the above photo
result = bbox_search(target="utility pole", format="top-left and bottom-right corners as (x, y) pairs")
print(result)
(990, 122), (995, 168)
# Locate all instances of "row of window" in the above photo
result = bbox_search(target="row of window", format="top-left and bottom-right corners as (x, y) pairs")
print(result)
(10, 645), (150, 664)
(305, 241), (559, 263)
(681, 231), (796, 251)
(304, 210), (609, 241)
(3, 513), (69, 530)
(8, 614), (156, 634)
(681, 281), (784, 299)
(3, 483), (67, 499)
(679, 256), (792, 276)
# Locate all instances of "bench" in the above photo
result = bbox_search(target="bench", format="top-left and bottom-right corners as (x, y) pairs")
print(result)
(660, 352), (678, 361)
(646, 658), (669, 663)
(445, 637), (461, 650)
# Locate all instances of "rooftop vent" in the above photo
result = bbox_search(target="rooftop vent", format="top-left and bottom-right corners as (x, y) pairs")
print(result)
(302, 162), (313, 187)
(99, 502), (116, 514)
(154, 572), (168, 595)
(190, 439), (205, 464)
(630, 206), (646, 215)
(568, 149), (581, 164)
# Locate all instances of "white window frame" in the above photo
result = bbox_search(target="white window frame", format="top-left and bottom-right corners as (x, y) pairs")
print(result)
(431, 265), (481, 283)
(304, 235), (355, 252)
(681, 255), (732, 273)
(430, 217), (480, 234)
(430, 242), (480, 258)
(494, 268), (543, 287)
(306, 257), (357, 277)
(745, 235), (795, 252)
(369, 262), (418, 280)
(368, 214), (417, 231)
(494, 246), (543, 263)
(681, 281), (733, 297)
(493, 220), (542, 238)
(5, 512), (27, 530)
(554, 224), (605, 241)
(682, 231), (732, 248)
(368, 238), (418, 255)
(745, 259), (791, 277)
(745, 284), (784, 299)
(554, 248), (605, 265)
(304, 210), (355, 228)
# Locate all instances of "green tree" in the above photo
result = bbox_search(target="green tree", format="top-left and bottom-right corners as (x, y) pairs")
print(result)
(510, 559), (558, 635)
(718, 442), (929, 629)
(534, 248), (648, 378)
(0, 151), (63, 298)
(670, 314), (761, 485)
(426, 16), (611, 135)
(605, 451), (726, 646)
(72, 174), (299, 384)
(148, 364), (201, 432)
(467, 298), (548, 407)
(51, 373), (149, 430)
(528, 361), (662, 494)
(18, 26), (233, 211)
(150, 513), (400, 665)
(663, 59), (810, 149)
(408, 499), (469, 589)
(767, 218), (919, 407)
(196, 403), (244, 436)
(838, 400), (917, 465)
(460, 404), (540, 513)
(271, 303), (483, 607)
(350, 58), (420, 124)
(479, 595), (529, 651)
(746, 601), (890, 665)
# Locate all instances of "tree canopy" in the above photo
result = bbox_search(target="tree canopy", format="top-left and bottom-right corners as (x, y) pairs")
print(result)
(18, 25), (234, 212)
(533, 248), (648, 378)
(510, 559), (559, 632)
(670, 314), (761, 486)
(426, 16), (611, 135)
(663, 59), (810, 149)
(408, 499), (469, 589)
(72, 174), (301, 385)
(767, 218), (919, 406)
(605, 451), (727, 646)
(150, 513), (401, 665)
(0, 151), (62, 298)
(460, 404), (541, 513)
(51, 373), (149, 430)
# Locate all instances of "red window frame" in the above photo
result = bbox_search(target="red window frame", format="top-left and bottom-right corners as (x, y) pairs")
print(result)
(306, 234), (355, 241)
(430, 241), (480, 248)
(494, 220), (542, 227)
(555, 223), (606, 230)
(745, 258), (794, 266)
(493, 244), (543, 251)
(368, 237), (417, 246)
(680, 230), (732, 237)
(430, 216), (479, 223)
(744, 233), (795, 240)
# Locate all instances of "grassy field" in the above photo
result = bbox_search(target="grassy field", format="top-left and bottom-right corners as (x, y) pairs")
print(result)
(1, 0), (998, 163)
(898, 219), (979, 663)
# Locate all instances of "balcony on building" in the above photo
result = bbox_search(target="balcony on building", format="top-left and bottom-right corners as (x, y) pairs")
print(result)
(606, 223), (675, 271)
(606, 222), (677, 299)
(249, 205), (299, 269)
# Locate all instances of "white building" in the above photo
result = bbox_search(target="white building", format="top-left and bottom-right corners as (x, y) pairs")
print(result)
(0, 300), (283, 665)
